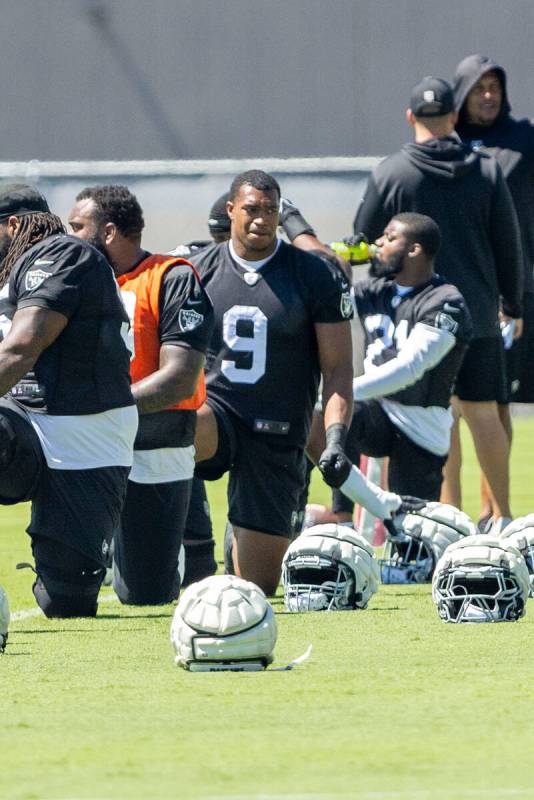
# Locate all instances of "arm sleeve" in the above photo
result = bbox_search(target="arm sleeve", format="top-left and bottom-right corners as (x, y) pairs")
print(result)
(353, 175), (391, 242)
(353, 323), (456, 401)
(158, 265), (214, 352)
(490, 163), (524, 318)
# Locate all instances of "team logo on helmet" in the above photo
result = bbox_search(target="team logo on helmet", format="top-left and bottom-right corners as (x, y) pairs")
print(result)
(25, 269), (52, 292)
(178, 308), (204, 332)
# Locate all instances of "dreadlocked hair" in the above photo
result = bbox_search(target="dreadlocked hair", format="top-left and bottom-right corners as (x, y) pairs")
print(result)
(0, 212), (66, 289)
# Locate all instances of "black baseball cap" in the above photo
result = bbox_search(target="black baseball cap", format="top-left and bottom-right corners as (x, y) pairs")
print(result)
(410, 76), (454, 118)
(0, 183), (50, 221)
(207, 192), (231, 234)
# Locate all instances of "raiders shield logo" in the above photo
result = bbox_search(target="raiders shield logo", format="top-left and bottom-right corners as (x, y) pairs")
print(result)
(435, 311), (458, 335)
(340, 291), (353, 319)
(178, 308), (204, 332)
(25, 269), (52, 292)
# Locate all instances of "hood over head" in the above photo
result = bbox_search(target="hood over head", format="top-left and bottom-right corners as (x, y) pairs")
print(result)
(454, 54), (510, 134)
(402, 135), (481, 182)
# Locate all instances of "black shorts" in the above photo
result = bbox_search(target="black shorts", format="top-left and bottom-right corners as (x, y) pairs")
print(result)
(195, 401), (307, 538)
(28, 464), (130, 567)
(332, 400), (446, 515)
(113, 477), (192, 605)
(0, 399), (44, 504)
(506, 292), (534, 403)
(453, 336), (508, 404)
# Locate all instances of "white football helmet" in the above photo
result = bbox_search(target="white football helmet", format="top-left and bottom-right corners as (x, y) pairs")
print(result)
(498, 514), (534, 596)
(282, 524), (379, 612)
(170, 574), (277, 671)
(432, 534), (530, 623)
(0, 585), (9, 653)
(381, 502), (477, 584)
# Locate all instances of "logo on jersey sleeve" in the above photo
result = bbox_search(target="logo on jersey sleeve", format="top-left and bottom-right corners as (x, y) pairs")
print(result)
(435, 310), (459, 335)
(178, 308), (204, 332)
(340, 291), (353, 319)
(25, 269), (52, 291)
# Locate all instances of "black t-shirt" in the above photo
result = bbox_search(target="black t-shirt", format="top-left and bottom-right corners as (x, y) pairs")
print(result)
(354, 274), (473, 408)
(8, 234), (134, 415)
(190, 240), (353, 446)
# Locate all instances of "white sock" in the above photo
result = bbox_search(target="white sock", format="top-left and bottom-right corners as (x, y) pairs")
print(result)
(339, 465), (401, 520)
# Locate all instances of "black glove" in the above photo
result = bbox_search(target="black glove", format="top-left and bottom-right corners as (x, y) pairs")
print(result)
(279, 198), (316, 242)
(318, 423), (351, 489)
(383, 518), (399, 538)
(397, 495), (427, 514)
(342, 232), (368, 247)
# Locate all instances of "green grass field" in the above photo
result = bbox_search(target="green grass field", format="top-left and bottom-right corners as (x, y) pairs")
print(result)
(1, 418), (534, 800)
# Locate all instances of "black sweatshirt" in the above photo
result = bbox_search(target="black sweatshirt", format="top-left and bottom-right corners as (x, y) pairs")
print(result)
(454, 53), (534, 296)
(354, 134), (523, 338)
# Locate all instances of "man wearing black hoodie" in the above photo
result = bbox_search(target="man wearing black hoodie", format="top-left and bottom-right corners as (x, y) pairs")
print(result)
(454, 54), (534, 527)
(353, 76), (523, 534)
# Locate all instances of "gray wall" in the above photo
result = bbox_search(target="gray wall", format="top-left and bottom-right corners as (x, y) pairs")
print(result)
(2, 0), (534, 161)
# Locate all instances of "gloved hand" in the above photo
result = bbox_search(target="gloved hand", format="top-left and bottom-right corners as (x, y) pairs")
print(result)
(318, 423), (351, 488)
(397, 495), (427, 514)
(279, 197), (316, 242)
(382, 495), (427, 537)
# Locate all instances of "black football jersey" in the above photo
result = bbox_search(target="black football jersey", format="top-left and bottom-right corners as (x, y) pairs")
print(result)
(158, 263), (214, 351)
(190, 240), (353, 446)
(354, 275), (473, 408)
(7, 234), (134, 415)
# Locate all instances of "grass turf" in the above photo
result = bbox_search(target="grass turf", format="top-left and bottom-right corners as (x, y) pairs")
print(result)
(1, 417), (534, 800)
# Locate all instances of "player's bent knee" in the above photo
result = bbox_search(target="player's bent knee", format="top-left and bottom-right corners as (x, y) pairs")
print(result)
(32, 575), (99, 618)
(113, 566), (180, 606)
(31, 535), (104, 617)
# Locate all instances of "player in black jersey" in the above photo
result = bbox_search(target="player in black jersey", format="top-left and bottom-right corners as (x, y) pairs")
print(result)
(310, 213), (473, 522)
(168, 192), (232, 587)
(0, 184), (136, 617)
(68, 185), (214, 605)
(190, 170), (354, 595)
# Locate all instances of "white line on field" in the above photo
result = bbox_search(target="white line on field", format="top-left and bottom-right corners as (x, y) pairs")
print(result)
(202, 790), (529, 800)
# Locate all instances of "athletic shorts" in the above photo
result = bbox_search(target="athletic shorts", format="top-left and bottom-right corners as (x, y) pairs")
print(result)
(505, 292), (534, 403)
(28, 464), (130, 567)
(113, 477), (192, 605)
(453, 336), (508, 404)
(195, 401), (307, 538)
(332, 400), (446, 515)
(0, 398), (43, 504)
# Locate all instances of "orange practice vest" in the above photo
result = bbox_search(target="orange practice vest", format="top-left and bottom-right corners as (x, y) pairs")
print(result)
(117, 255), (206, 411)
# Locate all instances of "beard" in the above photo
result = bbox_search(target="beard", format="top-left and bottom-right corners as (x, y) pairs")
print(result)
(369, 250), (403, 279)
(87, 233), (109, 260)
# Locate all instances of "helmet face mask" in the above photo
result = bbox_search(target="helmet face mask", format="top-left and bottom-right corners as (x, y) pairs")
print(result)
(432, 534), (530, 623)
(283, 555), (356, 612)
(282, 523), (379, 612)
(433, 564), (526, 623)
(380, 532), (434, 584)
(498, 517), (534, 597)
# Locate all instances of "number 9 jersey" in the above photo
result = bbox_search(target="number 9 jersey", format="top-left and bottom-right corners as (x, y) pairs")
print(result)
(190, 240), (353, 447)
